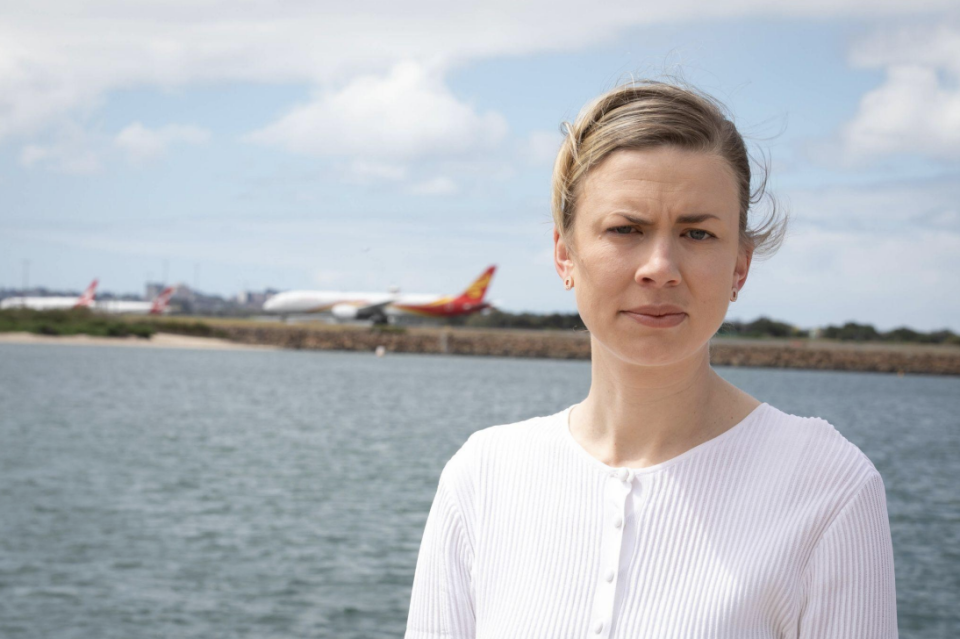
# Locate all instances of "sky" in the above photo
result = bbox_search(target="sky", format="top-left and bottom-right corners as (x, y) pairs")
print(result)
(1, 1), (958, 332)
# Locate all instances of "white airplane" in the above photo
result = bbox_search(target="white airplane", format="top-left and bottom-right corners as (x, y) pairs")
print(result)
(1, 279), (99, 310)
(263, 266), (496, 324)
(93, 286), (177, 315)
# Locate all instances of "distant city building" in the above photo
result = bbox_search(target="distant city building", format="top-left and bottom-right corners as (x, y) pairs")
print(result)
(171, 284), (196, 303)
(236, 289), (280, 308)
(145, 282), (165, 300)
(237, 291), (267, 306)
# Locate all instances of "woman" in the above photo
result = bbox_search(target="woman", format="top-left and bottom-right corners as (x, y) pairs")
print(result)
(404, 80), (897, 638)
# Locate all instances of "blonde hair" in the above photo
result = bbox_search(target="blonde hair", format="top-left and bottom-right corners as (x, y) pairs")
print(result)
(551, 79), (787, 259)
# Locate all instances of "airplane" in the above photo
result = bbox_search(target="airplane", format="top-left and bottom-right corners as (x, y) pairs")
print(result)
(262, 265), (497, 324)
(0, 279), (99, 311)
(93, 285), (177, 315)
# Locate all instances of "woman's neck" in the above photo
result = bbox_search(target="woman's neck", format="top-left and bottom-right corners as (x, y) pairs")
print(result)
(570, 337), (759, 469)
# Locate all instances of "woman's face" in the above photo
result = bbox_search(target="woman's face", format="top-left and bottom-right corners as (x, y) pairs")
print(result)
(554, 145), (752, 366)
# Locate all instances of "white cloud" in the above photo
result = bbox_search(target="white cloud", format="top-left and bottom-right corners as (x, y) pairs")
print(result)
(742, 224), (960, 331)
(838, 24), (960, 163)
(784, 178), (960, 232)
(733, 177), (960, 331)
(16, 120), (210, 172)
(849, 23), (960, 75)
(115, 122), (210, 162)
(17, 124), (101, 174)
(19, 144), (100, 174)
(406, 176), (459, 196)
(344, 160), (408, 183)
(0, 1), (955, 145)
(246, 62), (507, 162)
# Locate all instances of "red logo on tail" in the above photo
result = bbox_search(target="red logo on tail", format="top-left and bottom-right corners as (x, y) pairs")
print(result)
(457, 266), (496, 303)
(73, 279), (99, 308)
(149, 286), (177, 314)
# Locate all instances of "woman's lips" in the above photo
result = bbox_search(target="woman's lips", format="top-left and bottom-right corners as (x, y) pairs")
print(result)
(621, 311), (686, 328)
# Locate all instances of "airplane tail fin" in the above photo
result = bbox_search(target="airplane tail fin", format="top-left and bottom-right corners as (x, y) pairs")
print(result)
(74, 279), (99, 308)
(455, 266), (496, 303)
(149, 286), (177, 315)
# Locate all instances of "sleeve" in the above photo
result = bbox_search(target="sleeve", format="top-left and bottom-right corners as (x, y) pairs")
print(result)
(404, 464), (476, 639)
(798, 471), (898, 638)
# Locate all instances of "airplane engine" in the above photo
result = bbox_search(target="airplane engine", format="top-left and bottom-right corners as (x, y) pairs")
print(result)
(332, 303), (359, 320)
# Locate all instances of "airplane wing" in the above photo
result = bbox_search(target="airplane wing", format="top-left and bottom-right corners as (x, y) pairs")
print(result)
(352, 294), (396, 315)
(332, 293), (396, 321)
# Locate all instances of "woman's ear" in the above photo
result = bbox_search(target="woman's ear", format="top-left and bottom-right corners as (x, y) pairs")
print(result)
(554, 227), (575, 280)
(733, 243), (754, 292)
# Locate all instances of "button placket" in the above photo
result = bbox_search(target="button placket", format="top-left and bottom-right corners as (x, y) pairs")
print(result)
(589, 467), (634, 638)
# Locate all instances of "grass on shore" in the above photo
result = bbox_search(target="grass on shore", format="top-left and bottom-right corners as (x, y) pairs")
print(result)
(134, 317), (231, 339)
(0, 309), (241, 341)
(0, 308), (156, 338)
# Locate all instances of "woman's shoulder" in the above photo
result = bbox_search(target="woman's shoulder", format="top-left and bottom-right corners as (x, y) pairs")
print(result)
(758, 402), (883, 496)
(440, 408), (564, 476)
(434, 409), (564, 517)
(469, 408), (563, 446)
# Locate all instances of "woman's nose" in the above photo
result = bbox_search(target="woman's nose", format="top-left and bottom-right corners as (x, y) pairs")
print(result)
(633, 236), (681, 286)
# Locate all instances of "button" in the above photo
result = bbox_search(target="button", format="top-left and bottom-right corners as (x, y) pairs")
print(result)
(594, 620), (604, 634)
(613, 515), (623, 529)
(605, 569), (615, 582)
(616, 467), (632, 482)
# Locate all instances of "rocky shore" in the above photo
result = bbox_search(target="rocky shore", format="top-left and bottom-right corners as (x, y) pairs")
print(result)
(8, 319), (955, 375)
(209, 321), (960, 376)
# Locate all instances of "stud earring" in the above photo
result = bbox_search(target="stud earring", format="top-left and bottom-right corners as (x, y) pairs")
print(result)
(564, 277), (573, 290)
(731, 288), (738, 302)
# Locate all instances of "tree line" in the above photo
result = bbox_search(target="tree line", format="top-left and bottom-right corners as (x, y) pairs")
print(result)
(445, 310), (960, 345)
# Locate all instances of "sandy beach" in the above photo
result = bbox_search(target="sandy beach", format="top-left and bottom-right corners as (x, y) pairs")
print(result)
(0, 331), (279, 351)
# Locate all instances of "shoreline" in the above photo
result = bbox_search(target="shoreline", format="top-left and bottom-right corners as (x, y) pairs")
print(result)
(203, 321), (960, 376)
(0, 331), (278, 351)
(3, 324), (959, 375)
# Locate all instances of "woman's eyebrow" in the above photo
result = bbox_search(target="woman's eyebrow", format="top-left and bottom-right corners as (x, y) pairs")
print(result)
(615, 213), (722, 225)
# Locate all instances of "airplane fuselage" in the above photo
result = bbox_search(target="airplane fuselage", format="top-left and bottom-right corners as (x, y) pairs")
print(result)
(92, 300), (163, 315)
(262, 266), (496, 322)
(0, 296), (86, 311)
(263, 291), (395, 315)
(262, 292), (485, 317)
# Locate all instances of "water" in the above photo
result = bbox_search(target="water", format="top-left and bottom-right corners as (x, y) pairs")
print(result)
(0, 343), (957, 638)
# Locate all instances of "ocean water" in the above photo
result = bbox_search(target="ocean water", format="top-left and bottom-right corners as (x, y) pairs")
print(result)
(0, 343), (957, 638)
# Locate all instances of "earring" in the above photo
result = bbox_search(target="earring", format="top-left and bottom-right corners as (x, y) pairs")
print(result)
(564, 276), (573, 290)
(731, 288), (738, 302)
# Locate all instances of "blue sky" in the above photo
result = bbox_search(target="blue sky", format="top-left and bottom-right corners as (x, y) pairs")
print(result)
(1, 3), (958, 331)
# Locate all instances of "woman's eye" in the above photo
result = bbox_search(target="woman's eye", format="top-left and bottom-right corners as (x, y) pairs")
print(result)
(608, 226), (714, 240)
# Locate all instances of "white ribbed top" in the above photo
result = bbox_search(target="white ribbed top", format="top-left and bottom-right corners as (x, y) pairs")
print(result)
(405, 402), (898, 638)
